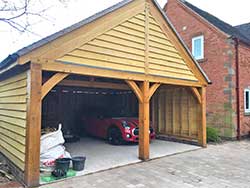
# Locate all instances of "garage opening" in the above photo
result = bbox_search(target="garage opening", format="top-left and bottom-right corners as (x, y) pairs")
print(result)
(40, 73), (200, 183)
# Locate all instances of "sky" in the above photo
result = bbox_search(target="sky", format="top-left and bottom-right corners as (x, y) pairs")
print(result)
(0, 0), (250, 61)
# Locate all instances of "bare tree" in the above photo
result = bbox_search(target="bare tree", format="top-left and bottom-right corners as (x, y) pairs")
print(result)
(0, 0), (68, 33)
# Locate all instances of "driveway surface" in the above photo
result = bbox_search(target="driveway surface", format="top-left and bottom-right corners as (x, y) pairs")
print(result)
(40, 140), (250, 188)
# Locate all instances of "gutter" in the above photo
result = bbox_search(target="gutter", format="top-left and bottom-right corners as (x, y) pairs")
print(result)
(234, 38), (241, 140)
(0, 53), (19, 70)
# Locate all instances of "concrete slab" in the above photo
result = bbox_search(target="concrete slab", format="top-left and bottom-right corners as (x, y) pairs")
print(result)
(65, 137), (200, 176)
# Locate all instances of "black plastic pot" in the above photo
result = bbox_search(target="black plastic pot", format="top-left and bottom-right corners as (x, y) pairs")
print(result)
(72, 156), (86, 171)
(55, 158), (71, 172)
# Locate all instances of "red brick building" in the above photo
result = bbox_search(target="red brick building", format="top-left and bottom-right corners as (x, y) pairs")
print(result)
(165, 0), (250, 139)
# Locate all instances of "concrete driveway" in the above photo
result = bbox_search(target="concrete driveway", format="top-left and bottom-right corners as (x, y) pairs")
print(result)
(40, 140), (250, 188)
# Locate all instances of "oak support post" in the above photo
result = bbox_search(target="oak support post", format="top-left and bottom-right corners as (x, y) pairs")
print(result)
(139, 81), (150, 161)
(25, 63), (42, 187)
(172, 89), (175, 135)
(198, 87), (207, 147)
(126, 80), (160, 161)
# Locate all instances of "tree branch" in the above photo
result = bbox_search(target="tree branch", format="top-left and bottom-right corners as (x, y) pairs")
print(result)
(0, 0), (68, 33)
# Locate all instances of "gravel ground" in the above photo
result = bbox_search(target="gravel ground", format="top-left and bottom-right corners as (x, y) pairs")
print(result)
(0, 160), (22, 188)
(0, 162), (11, 184)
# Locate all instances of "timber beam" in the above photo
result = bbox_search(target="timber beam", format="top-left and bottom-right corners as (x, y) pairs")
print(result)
(41, 73), (69, 100)
(41, 60), (203, 87)
(148, 83), (161, 101)
(190, 87), (202, 104)
(125, 80), (143, 103)
(57, 79), (130, 90)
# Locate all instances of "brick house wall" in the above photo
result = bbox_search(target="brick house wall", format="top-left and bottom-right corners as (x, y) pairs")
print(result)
(165, 0), (239, 137)
(238, 44), (250, 135)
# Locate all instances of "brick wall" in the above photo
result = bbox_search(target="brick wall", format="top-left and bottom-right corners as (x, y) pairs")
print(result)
(238, 43), (250, 136)
(165, 0), (237, 137)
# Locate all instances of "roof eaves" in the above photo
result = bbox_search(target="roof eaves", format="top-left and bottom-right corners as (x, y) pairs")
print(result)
(0, 54), (19, 70)
(153, 0), (211, 84)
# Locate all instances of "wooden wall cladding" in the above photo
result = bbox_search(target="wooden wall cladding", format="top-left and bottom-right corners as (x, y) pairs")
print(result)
(153, 86), (200, 140)
(0, 72), (28, 170)
(57, 11), (198, 83)
(58, 13), (146, 74)
(148, 14), (198, 81)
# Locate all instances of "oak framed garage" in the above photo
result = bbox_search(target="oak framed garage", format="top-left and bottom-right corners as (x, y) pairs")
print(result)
(0, 0), (210, 187)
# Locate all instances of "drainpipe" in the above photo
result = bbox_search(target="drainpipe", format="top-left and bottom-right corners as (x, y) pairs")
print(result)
(234, 37), (241, 140)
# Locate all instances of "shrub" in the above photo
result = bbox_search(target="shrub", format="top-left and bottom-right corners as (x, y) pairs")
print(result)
(207, 127), (220, 143)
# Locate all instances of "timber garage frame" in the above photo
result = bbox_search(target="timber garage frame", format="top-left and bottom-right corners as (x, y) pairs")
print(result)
(0, 0), (210, 187)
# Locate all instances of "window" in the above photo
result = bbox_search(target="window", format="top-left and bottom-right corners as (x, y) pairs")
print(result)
(192, 35), (204, 60)
(244, 89), (250, 113)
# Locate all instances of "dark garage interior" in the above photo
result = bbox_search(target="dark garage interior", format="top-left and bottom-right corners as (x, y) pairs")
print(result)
(42, 75), (139, 136)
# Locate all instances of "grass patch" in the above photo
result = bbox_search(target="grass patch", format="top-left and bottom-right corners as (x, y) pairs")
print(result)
(207, 127), (221, 143)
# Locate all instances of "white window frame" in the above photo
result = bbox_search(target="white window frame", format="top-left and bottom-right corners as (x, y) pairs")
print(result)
(192, 35), (204, 60)
(244, 89), (250, 113)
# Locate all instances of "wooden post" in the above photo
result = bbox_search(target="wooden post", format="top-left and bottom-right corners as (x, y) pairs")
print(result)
(139, 81), (150, 160)
(198, 87), (207, 147)
(126, 80), (160, 160)
(25, 63), (42, 187)
(172, 89), (175, 135)
(151, 94), (158, 134)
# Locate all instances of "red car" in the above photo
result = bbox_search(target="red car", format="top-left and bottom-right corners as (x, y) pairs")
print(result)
(82, 117), (156, 145)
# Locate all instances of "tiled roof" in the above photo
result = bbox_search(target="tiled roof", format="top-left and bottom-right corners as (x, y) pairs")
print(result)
(181, 0), (250, 44)
(235, 23), (250, 40)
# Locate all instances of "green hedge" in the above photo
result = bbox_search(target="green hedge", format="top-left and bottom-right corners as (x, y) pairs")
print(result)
(207, 127), (221, 143)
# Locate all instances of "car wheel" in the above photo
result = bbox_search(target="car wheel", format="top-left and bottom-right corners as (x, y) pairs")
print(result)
(107, 127), (123, 145)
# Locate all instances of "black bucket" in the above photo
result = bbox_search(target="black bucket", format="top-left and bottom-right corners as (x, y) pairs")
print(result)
(72, 156), (86, 171)
(55, 158), (71, 172)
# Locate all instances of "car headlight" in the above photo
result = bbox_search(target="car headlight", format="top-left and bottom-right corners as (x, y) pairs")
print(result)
(126, 134), (131, 138)
(122, 121), (130, 129)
